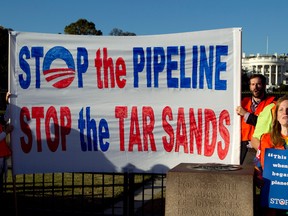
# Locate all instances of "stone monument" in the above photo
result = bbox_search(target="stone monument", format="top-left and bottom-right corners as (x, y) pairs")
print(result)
(165, 163), (255, 216)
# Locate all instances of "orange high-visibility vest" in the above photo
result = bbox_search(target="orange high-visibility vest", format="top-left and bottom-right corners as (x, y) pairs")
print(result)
(241, 96), (275, 141)
(259, 133), (285, 170)
(0, 126), (11, 158)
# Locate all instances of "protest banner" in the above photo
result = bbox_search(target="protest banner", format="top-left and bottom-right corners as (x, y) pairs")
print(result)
(8, 28), (242, 174)
(262, 148), (288, 210)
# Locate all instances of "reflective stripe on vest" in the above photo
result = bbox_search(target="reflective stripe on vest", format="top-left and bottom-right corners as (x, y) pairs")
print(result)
(241, 96), (275, 141)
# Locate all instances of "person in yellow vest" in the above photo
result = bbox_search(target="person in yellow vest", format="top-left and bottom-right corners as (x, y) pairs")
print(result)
(251, 103), (276, 151)
(0, 92), (13, 193)
(236, 74), (275, 164)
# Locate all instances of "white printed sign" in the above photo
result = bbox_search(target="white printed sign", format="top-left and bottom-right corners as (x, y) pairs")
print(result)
(9, 28), (242, 174)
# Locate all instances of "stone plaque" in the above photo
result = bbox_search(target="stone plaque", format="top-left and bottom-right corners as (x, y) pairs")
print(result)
(165, 163), (255, 216)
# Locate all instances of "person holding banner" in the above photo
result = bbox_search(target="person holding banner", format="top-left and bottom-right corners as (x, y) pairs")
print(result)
(0, 92), (13, 193)
(236, 74), (275, 164)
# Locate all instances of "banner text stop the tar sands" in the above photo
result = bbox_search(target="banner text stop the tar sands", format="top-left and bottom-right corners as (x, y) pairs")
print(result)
(19, 105), (230, 159)
(9, 28), (242, 174)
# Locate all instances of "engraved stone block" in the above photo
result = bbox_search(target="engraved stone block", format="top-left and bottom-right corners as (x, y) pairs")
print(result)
(165, 163), (255, 216)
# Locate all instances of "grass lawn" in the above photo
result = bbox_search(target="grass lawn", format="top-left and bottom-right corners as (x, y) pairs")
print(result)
(1, 169), (158, 215)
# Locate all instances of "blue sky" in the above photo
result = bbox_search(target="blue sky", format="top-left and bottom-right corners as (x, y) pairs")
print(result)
(1, 0), (287, 55)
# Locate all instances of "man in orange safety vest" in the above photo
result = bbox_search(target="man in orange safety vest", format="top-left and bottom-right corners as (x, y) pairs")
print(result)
(236, 74), (275, 165)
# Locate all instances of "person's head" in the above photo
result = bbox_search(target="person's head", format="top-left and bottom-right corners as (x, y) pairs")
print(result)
(249, 74), (266, 99)
(271, 95), (288, 146)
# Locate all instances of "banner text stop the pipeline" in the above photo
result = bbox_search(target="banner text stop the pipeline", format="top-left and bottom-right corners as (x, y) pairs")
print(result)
(18, 45), (228, 90)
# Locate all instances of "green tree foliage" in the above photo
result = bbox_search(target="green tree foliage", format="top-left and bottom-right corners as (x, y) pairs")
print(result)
(274, 84), (288, 92)
(241, 71), (250, 92)
(109, 28), (136, 36)
(64, 19), (102, 35)
(0, 26), (9, 90)
(0, 26), (12, 108)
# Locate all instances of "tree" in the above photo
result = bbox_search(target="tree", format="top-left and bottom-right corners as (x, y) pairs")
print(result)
(109, 28), (136, 36)
(64, 19), (102, 35)
(241, 70), (250, 92)
(274, 83), (288, 92)
(0, 26), (12, 109)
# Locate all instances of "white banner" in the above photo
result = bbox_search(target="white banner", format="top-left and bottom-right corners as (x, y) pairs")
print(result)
(9, 28), (242, 174)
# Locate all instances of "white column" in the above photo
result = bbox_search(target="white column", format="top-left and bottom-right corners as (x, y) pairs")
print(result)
(281, 65), (284, 85)
(269, 65), (272, 86)
(261, 65), (264, 75)
(276, 65), (279, 85)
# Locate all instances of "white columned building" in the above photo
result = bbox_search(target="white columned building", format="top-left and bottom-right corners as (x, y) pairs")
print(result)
(242, 53), (288, 89)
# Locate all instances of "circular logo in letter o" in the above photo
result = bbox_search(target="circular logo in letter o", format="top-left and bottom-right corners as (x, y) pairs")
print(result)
(43, 46), (75, 88)
(279, 199), (286, 205)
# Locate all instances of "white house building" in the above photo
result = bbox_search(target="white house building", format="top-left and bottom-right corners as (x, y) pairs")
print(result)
(242, 53), (288, 89)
